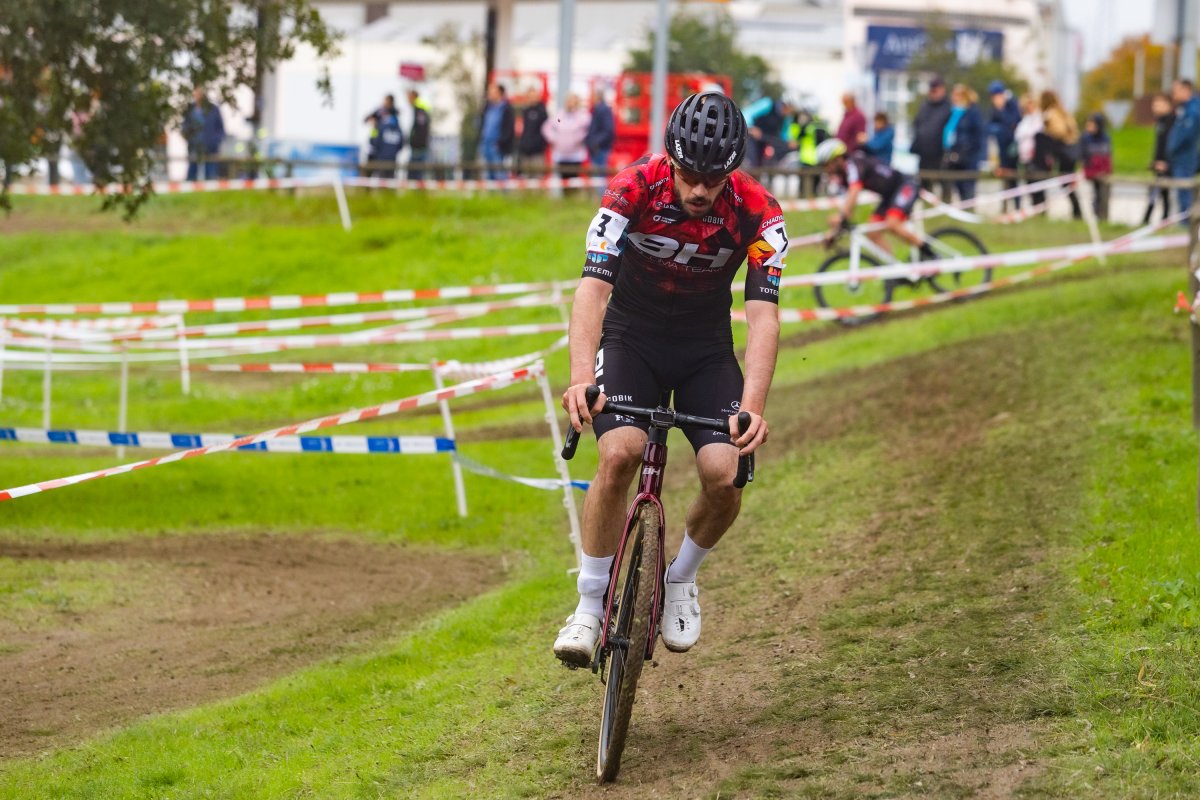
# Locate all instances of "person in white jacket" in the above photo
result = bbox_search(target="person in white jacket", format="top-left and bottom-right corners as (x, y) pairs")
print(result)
(1013, 93), (1044, 209)
(542, 94), (592, 180)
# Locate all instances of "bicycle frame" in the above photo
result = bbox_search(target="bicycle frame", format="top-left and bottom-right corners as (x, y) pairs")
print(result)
(598, 421), (669, 662)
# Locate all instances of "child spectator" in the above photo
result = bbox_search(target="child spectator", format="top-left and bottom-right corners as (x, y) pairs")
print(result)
(863, 112), (894, 164)
(943, 83), (985, 201)
(1145, 93), (1175, 224)
(1080, 113), (1113, 219)
(1014, 93), (1043, 207)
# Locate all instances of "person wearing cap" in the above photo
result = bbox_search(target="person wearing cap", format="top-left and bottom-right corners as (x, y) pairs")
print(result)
(910, 76), (952, 196)
(988, 80), (1022, 208)
(554, 92), (788, 666)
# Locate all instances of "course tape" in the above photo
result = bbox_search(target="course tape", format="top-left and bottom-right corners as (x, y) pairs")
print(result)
(0, 322), (570, 355)
(778, 231), (1181, 289)
(747, 230), (1188, 323)
(15, 291), (568, 344)
(0, 364), (542, 502)
(0, 427), (454, 454)
(5, 177), (329, 197)
(0, 279), (578, 317)
(453, 452), (589, 492)
(344, 175), (607, 192)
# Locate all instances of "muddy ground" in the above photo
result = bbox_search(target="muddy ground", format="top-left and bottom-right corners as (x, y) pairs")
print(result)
(0, 535), (496, 757)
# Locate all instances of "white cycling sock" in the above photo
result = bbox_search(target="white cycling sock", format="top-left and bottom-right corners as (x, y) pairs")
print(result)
(574, 553), (614, 619)
(666, 531), (711, 584)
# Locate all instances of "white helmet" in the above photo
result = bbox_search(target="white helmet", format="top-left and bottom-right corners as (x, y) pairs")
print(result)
(814, 138), (847, 165)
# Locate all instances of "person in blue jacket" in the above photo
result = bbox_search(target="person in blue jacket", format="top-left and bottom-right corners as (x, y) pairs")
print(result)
(942, 83), (985, 201)
(585, 89), (616, 178)
(863, 111), (894, 164)
(1168, 78), (1200, 217)
(182, 86), (225, 181)
(988, 80), (1022, 207)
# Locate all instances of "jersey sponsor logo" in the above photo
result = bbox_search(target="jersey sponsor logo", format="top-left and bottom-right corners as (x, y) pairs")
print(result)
(626, 232), (734, 271)
(702, 214), (725, 225)
(760, 214), (784, 229)
(587, 252), (611, 264)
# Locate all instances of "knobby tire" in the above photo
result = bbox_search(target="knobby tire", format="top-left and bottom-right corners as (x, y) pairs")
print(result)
(596, 502), (660, 783)
(924, 227), (990, 294)
(813, 250), (891, 326)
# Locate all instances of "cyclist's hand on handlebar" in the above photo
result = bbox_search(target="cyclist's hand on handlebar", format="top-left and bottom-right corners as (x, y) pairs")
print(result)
(729, 411), (769, 455)
(562, 383), (606, 432)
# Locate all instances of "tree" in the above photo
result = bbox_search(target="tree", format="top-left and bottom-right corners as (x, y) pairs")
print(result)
(625, 10), (782, 103)
(422, 24), (485, 168)
(1080, 35), (1179, 114)
(905, 21), (1028, 114)
(0, 0), (340, 216)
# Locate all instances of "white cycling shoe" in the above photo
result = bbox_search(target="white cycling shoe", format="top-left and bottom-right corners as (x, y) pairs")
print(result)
(553, 612), (601, 668)
(660, 576), (702, 652)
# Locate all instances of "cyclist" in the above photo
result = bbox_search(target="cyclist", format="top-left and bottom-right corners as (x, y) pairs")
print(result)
(554, 92), (789, 667)
(814, 138), (933, 260)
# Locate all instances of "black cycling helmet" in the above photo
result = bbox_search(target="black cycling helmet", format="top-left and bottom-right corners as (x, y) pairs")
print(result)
(664, 92), (747, 176)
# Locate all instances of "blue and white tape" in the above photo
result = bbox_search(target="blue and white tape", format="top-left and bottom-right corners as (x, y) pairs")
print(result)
(0, 427), (455, 455)
(453, 452), (589, 492)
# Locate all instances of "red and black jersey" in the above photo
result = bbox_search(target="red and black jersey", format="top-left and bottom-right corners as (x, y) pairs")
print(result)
(843, 150), (904, 197)
(581, 154), (788, 339)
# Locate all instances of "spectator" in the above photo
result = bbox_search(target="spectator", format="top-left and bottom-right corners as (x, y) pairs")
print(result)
(744, 95), (788, 166)
(911, 76), (952, 196)
(406, 90), (431, 180)
(792, 107), (829, 195)
(1080, 113), (1113, 219)
(182, 86), (225, 181)
(1168, 78), (1200, 219)
(516, 92), (549, 176)
(836, 92), (866, 150)
(585, 89), (616, 178)
(1014, 92), (1045, 205)
(1144, 92), (1174, 224)
(479, 82), (515, 180)
(1036, 89), (1082, 219)
(988, 80), (1022, 208)
(541, 93), (591, 180)
(863, 111), (894, 164)
(363, 94), (403, 178)
(942, 83), (985, 201)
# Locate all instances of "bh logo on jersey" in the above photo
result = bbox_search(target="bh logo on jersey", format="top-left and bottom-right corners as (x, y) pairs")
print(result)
(626, 232), (734, 272)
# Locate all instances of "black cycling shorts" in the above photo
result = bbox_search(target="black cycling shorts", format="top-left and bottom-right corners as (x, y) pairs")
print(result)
(871, 178), (920, 221)
(591, 329), (743, 452)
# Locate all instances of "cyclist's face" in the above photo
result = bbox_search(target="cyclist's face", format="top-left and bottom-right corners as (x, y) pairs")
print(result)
(670, 161), (727, 217)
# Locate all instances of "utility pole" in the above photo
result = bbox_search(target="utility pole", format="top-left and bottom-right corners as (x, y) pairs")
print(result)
(557, 0), (576, 109)
(1180, 0), (1198, 82)
(649, 0), (670, 153)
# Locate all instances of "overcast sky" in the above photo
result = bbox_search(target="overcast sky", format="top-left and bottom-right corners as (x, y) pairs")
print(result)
(1061, 0), (1155, 68)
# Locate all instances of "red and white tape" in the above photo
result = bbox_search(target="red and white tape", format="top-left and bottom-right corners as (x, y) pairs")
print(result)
(343, 175), (607, 192)
(0, 363), (544, 502)
(5, 176), (329, 197)
(0, 278), (577, 317)
(0, 322), (569, 356)
(742, 228), (1187, 324)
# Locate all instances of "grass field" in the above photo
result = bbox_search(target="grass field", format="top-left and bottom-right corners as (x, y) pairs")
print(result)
(0, 188), (1197, 797)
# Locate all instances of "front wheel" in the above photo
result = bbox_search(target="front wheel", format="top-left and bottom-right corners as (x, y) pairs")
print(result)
(924, 227), (990, 295)
(596, 502), (660, 783)
(813, 250), (894, 326)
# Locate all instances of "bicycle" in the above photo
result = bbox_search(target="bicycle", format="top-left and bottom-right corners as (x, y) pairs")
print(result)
(561, 385), (755, 783)
(813, 216), (990, 325)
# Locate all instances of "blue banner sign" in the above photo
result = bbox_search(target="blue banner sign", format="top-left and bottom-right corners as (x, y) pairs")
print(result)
(866, 25), (1004, 72)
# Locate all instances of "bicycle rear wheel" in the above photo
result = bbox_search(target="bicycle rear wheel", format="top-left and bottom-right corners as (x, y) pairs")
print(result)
(812, 251), (893, 326)
(596, 501), (660, 783)
(924, 227), (990, 294)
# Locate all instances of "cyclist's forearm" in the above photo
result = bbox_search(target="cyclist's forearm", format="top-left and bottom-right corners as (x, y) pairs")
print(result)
(741, 302), (780, 413)
(569, 279), (611, 384)
(841, 186), (860, 220)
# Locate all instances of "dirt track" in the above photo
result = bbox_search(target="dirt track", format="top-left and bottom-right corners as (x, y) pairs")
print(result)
(0, 534), (496, 757)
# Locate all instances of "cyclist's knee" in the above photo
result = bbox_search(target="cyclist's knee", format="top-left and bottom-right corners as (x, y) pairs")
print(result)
(595, 429), (645, 483)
